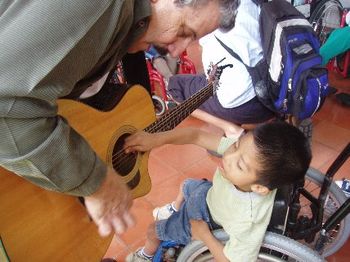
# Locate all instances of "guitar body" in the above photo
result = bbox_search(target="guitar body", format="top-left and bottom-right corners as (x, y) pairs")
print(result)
(57, 84), (155, 199)
(0, 84), (156, 261)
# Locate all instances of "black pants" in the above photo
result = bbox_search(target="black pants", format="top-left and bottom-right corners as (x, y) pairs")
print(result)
(168, 74), (275, 124)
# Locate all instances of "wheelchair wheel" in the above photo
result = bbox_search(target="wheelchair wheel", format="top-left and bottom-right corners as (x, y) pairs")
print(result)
(177, 230), (324, 261)
(297, 167), (350, 257)
(309, 0), (343, 45)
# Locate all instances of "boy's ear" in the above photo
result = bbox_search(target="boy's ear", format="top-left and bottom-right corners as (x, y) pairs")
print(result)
(251, 184), (270, 195)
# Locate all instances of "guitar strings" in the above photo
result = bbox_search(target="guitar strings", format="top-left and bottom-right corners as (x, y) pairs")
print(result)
(110, 82), (214, 168)
(110, 82), (215, 168)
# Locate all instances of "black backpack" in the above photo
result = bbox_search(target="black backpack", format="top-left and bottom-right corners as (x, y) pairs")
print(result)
(216, 0), (330, 120)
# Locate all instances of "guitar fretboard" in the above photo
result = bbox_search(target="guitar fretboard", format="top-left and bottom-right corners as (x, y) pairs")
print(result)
(144, 81), (215, 133)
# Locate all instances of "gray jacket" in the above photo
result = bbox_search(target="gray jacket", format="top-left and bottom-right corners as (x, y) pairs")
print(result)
(0, 0), (150, 196)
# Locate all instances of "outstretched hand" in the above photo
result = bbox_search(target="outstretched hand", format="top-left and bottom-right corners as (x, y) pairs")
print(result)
(84, 167), (135, 237)
(124, 131), (160, 153)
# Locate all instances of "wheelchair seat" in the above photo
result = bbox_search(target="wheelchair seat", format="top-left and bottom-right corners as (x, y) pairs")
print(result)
(267, 184), (293, 234)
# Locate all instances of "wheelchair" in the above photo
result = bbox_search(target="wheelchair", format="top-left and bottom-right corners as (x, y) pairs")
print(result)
(322, 8), (350, 78)
(152, 143), (350, 261)
(309, 0), (344, 45)
(146, 51), (197, 117)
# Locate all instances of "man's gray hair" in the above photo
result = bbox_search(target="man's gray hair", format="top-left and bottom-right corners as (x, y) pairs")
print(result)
(174, 0), (240, 31)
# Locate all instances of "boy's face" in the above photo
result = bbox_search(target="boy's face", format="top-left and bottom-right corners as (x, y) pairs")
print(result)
(219, 132), (262, 192)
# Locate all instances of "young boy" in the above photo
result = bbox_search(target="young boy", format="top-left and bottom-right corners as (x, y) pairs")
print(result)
(123, 121), (312, 261)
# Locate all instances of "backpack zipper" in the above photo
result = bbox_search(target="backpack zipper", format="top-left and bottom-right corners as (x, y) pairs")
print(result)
(284, 52), (320, 112)
(312, 77), (322, 116)
(283, 78), (292, 111)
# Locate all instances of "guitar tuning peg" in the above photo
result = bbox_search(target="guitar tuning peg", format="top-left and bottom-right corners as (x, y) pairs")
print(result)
(213, 63), (233, 81)
(206, 58), (233, 83)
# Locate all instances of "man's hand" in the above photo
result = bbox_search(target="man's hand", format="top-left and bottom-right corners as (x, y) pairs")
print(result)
(190, 219), (211, 241)
(124, 131), (160, 153)
(84, 167), (135, 237)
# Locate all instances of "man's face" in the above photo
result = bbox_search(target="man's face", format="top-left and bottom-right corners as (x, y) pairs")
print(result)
(128, 0), (221, 57)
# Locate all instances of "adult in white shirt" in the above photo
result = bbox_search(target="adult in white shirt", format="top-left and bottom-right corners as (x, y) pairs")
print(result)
(168, 0), (274, 136)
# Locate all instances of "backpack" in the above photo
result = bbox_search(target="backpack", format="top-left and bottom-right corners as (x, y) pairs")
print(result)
(216, 0), (330, 120)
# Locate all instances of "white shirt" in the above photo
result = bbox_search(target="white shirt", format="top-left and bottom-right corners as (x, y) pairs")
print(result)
(200, 0), (263, 108)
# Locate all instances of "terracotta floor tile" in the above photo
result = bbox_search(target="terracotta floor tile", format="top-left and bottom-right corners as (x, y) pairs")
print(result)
(144, 173), (185, 207)
(148, 151), (179, 186)
(318, 156), (350, 181)
(336, 160), (350, 180)
(104, 203), (152, 259)
(328, 239), (350, 262)
(181, 156), (218, 181)
(103, 236), (129, 261)
(329, 71), (350, 91)
(332, 106), (350, 130)
(312, 120), (350, 152)
(118, 198), (154, 246)
(314, 96), (350, 130)
(310, 141), (340, 169)
(151, 143), (208, 172)
(312, 117), (322, 127)
(313, 96), (338, 122)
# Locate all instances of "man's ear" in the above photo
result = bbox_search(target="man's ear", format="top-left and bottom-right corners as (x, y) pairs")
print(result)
(251, 184), (270, 196)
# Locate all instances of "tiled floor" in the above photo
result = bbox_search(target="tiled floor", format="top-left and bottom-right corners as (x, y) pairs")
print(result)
(104, 46), (350, 261)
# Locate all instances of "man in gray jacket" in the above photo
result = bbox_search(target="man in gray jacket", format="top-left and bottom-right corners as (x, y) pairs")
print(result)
(0, 0), (239, 237)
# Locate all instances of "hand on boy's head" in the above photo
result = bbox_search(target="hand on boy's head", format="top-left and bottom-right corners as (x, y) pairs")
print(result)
(124, 131), (157, 153)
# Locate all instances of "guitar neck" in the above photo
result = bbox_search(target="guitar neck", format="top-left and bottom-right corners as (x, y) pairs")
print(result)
(145, 81), (214, 133)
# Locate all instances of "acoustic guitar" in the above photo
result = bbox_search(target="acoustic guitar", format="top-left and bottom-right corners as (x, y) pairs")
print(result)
(0, 63), (227, 261)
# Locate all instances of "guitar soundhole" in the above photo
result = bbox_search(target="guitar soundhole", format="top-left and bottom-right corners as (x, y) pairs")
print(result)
(112, 133), (137, 176)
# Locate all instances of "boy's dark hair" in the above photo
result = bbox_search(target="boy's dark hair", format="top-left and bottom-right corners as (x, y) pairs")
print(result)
(252, 121), (312, 190)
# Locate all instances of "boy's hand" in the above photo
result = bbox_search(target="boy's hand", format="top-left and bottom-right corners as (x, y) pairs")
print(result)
(124, 131), (159, 153)
(190, 219), (211, 241)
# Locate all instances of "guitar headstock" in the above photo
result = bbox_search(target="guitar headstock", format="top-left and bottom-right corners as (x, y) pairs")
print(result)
(207, 58), (233, 93)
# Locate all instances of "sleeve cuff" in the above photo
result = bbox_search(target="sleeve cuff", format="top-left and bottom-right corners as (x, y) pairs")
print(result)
(66, 155), (107, 196)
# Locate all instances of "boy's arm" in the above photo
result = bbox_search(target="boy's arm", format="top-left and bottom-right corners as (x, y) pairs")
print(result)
(124, 127), (222, 153)
(191, 109), (244, 138)
(190, 220), (230, 262)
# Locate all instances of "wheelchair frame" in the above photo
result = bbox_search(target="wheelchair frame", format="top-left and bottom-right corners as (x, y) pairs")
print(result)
(152, 143), (350, 261)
